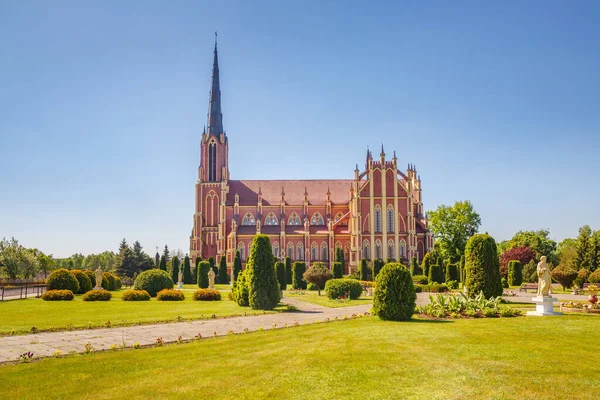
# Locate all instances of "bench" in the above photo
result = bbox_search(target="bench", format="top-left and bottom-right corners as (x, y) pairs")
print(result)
(573, 283), (599, 295)
(519, 284), (537, 293)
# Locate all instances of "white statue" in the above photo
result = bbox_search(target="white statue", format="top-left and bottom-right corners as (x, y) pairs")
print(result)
(536, 256), (551, 297)
(177, 270), (183, 289)
(94, 267), (103, 290)
(208, 269), (215, 289)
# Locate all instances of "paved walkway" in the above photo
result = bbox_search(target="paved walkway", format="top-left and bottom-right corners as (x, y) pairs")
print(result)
(0, 297), (373, 363)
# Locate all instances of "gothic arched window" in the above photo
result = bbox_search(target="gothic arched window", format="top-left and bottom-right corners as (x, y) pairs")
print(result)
(288, 213), (301, 226)
(311, 243), (318, 261)
(375, 239), (382, 259)
(333, 212), (343, 223)
(375, 205), (381, 233)
(238, 242), (245, 261)
(311, 212), (324, 225)
(273, 241), (279, 258)
(399, 240), (407, 259)
(208, 140), (217, 182)
(387, 205), (394, 233)
(287, 242), (294, 259)
(363, 240), (370, 259)
(321, 242), (328, 261)
(241, 212), (255, 226)
(297, 242), (304, 260)
(387, 239), (394, 260)
(265, 212), (278, 226)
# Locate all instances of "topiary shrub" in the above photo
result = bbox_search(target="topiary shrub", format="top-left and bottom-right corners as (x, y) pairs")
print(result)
(192, 288), (222, 301)
(183, 255), (193, 284)
(82, 289), (112, 301)
(359, 259), (370, 281)
(197, 261), (210, 288)
(325, 278), (362, 300)
(412, 275), (428, 285)
(101, 272), (118, 291)
(421, 251), (436, 278)
(507, 260), (523, 286)
(275, 261), (286, 291)
(332, 262), (344, 279)
(71, 270), (92, 294)
(551, 265), (578, 290)
(414, 285), (423, 293)
(373, 259), (385, 279)
(47, 269), (80, 293)
(459, 255), (465, 283)
(292, 262), (307, 290)
(410, 257), (422, 275)
(373, 263), (416, 321)
(246, 235), (281, 310)
(303, 263), (333, 296)
(232, 269), (249, 306)
(446, 280), (459, 290)
(82, 269), (96, 288)
(428, 264), (444, 284)
(232, 251), (242, 282)
(41, 289), (74, 301)
(587, 269), (600, 283)
(114, 276), (122, 290)
(285, 257), (292, 284)
(171, 256), (180, 285)
(156, 289), (185, 301)
(307, 282), (318, 291)
(122, 289), (151, 301)
(218, 256), (229, 284)
(465, 234), (503, 299)
(133, 269), (174, 297)
(574, 269), (590, 288)
(446, 263), (459, 282)
(501, 277), (509, 288)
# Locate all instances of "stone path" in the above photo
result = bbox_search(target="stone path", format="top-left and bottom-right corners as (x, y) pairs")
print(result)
(0, 297), (372, 363)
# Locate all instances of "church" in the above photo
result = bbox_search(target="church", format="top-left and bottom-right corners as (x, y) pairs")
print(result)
(190, 40), (433, 274)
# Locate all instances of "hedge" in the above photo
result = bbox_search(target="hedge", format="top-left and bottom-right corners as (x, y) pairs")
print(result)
(507, 260), (523, 286)
(465, 234), (503, 299)
(156, 289), (185, 301)
(325, 278), (362, 300)
(246, 235), (280, 310)
(428, 264), (444, 284)
(412, 275), (428, 285)
(192, 289), (221, 301)
(41, 290), (74, 301)
(133, 269), (174, 297)
(292, 262), (307, 290)
(373, 263), (416, 321)
(101, 272), (118, 291)
(421, 252), (436, 278)
(47, 269), (79, 293)
(414, 283), (449, 293)
(82, 289), (112, 301)
(446, 263), (459, 282)
(122, 289), (151, 301)
(71, 270), (92, 294)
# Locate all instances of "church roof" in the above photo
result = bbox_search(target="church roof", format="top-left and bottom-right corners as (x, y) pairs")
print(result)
(227, 180), (353, 206)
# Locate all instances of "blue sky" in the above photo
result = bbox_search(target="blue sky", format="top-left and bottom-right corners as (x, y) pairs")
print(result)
(1, 1), (598, 257)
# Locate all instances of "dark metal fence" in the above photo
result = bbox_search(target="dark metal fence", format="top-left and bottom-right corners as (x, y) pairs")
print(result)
(0, 284), (48, 301)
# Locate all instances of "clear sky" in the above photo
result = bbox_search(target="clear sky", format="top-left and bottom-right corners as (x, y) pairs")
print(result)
(1, 1), (599, 258)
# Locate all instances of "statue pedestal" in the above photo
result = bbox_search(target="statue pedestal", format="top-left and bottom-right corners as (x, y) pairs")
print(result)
(527, 297), (563, 316)
(177, 282), (183, 289)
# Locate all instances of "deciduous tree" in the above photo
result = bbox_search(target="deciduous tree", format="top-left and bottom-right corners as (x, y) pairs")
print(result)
(427, 201), (481, 262)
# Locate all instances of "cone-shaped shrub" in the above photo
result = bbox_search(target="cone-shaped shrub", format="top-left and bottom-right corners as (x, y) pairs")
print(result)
(133, 269), (174, 297)
(71, 270), (92, 294)
(82, 269), (96, 287)
(446, 263), (459, 282)
(159, 255), (167, 272)
(373, 259), (385, 279)
(332, 262), (343, 279)
(359, 259), (369, 281)
(275, 261), (286, 291)
(47, 269), (79, 293)
(232, 251), (242, 282)
(421, 252), (435, 278)
(232, 269), (249, 306)
(459, 255), (466, 283)
(285, 257), (292, 284)
(465, 234), (503, 298)
(218, 256), (229, 284)
(335, 247), (346, 275)
(507, 260), (523, 286)
(292, 262), (307, 289)
(410, 257), (422, 275)
(197, 261), (210, 288)
(428, 264), (443, 284)
(171, 256), (180, 284)
(183, 255), (193, 284)
(373, 263), (416, 321)
(246, 235), (280, 310)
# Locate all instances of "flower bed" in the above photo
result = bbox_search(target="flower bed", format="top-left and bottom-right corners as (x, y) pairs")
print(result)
(416, 293), (521, 318)
(560, 301), (600, 314)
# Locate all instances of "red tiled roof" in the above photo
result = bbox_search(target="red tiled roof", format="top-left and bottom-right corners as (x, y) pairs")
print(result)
(261, 226), (280, 235)
(226, 180), (353, 206)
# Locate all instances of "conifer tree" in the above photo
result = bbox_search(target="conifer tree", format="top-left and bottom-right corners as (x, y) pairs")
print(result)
(574, 225), (592, 270)
(171, 256), (180, 284)
(114, 238), (129, 272)
(218, 256), (229, 284)
(183, 255), (193, 284)
(159, 255), (167, 272)
(285, 257), (292, 284)
(292, 262), (307, 289)
(155, 252), (160, 269)
(162, 245), (171, 262)
(132, 241), (153, 272)
(335, 248), (345, 275)
(197, 261), (210, 288)
(246, 235), (280, 310)
(590, 231), (600, 272)
(208, 257), (217, 277)
(373, 259), (385, 279)
(275, 261), (286, 291)
(232, 251), (242, 282)
(359, 259), (369, 281)
(410, 257), (421, 275)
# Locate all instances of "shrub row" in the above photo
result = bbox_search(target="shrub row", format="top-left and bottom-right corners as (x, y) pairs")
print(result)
(414, 283), (449, 293)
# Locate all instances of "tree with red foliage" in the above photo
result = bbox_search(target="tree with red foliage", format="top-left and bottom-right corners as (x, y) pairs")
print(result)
(499, 246), (536, 278)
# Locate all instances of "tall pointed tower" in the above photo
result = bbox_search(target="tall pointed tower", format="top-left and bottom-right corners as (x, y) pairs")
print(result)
(191, 35), (229, 261)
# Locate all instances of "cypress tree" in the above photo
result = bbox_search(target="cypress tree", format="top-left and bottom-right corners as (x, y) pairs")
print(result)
(233, 250), (242, 282)
(507, 260), (523, 286)
(428, 264), (443, 284)
(446, 263), (459, 282)
(335, 248), (346, 275)
(218, 256), (229, 284)
(155, 252), (160, 269)
(421, 251), (435, 278)
(162, 245), (171, 262)
(246, 235), (280, 310)
(285, 257), (292, 284)
(292, 262), (307, 289)
(208, 257), (217, 277)
(459, 255), (466, 283)
(183, 255), (193, 284)
(465, 234), (503, 298)
(171, 256), (180, 284)
(410, 257), (422, 275)
(373, 259), (385, 279)
(159, 255), (167, 272)
(275, 261), (286, 291)
(332, 262), (343, 279)
(197, 261), (210, 288)
(359, 259), (369, 281)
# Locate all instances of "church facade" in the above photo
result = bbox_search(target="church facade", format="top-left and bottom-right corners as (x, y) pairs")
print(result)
(190, 42), (433, 273)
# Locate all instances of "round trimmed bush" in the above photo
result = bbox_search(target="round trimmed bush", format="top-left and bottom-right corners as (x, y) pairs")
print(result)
(192, 288), (222, 301)
(412, 275), (428, 285)
(588, 269), (600, 284)
(464, 234), (503, 299)
(122, 289), (151, 301)
(307, 282), (318, 291)
(82, 289), (112, 301)
(114, 276), (122, 290)
(134, 269), (174, 297)
(47, 269), (80, 293)
(156, 289), (185, 301)
(71, 270), (92, 294)
(101, 272), (117, 291)
(41, 289), (74, 301)
(325, 278), (363, 300)
(373, 263), (416, 321)
(82, 270), (96, 287)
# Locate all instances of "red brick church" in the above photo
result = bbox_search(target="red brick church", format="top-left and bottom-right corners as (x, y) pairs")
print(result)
(190, 41), (433, 273)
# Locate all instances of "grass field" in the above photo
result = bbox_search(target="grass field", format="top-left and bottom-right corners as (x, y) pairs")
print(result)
(0, 286), (277, 335)
(284, 290), (373, 308)
(1, 314), (598, 399)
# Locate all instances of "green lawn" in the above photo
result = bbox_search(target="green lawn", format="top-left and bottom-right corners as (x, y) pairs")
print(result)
(284, 290), (373, 308)
(0, 288), (276, 335)
(1, 315), (598, 399)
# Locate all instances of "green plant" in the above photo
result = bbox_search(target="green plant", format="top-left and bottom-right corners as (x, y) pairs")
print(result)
(70, 270), (92, 294)
(292, 261), (307, 290)
(197, 261), (210, 288)
(465, 234), (503, 299)
(586, 269), (600, 283)
(359, 259), (370, 281)
(41, 290), (74, 301)
(446, 280), (459, 290)
(246, 235), (280, 310)
(101, 272), (118, 291)
(421, 251), (436, 278)
(307, 282), (318, 291)
(410, 257), (422, 275)
(551, 265), (578, 290)
(171, 256), (180, 285)
(133, 269), (174, 297)
(303, 263), (333, 295)
(325, 278), (362, 300)
(285, 257), (292, 284)
(183, 255), (193, 284)
(47, 269), (79, 293)
(332, 262), (344, 279)
(121, 289), (151, 301)
(501, 277), (509, 288)
(192, 289), (222, 301)
(218, 256), (229, 284)
(82, 289), (112, 301)
(232, 269), (249, 306)
(82, 269), (96, 287)
(574, 269), (589, 288)
(373, 259), (385, 279)
(428, 264), (443, 284)
(507, 260), (523, 286)
(156, 289), (185, 301)
(411, 274), (428, 285)
(446, 263), (459, 282)
(275, 261), (286, 291)
(373, 263), (415, 321)
(232, 251), (242, 282)
(114, 276), (122, 290)
(414, 285), (423, 293)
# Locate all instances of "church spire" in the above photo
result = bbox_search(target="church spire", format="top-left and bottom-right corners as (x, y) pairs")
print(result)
(207, 32), (223, 135)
